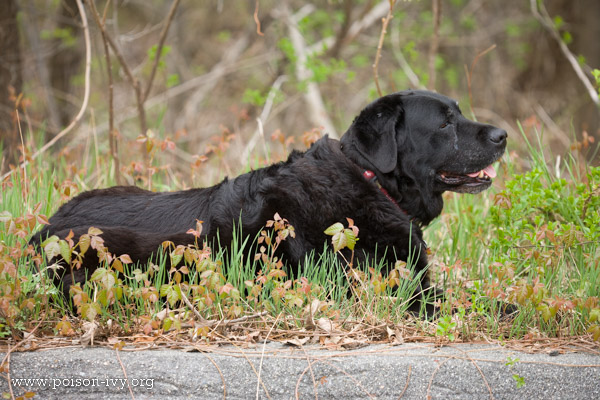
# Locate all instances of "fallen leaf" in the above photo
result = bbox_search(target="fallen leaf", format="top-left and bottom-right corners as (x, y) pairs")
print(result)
(283, 336), (310, 347)
(304, 299), (320, 330)
(317, 317), (334, 333)
(80, 321), (99, 348)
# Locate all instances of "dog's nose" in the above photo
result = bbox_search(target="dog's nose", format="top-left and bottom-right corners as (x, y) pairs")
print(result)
(488, 128), (507, 144)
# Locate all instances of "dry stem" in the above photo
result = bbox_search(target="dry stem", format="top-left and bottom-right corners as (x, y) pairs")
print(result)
(88, 0), (122, 185)
(373, 0), (396, 97)
(465, 44), (497, 116)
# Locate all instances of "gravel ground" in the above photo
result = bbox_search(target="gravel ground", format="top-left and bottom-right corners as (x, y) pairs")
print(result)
(2, 342), (599, 399)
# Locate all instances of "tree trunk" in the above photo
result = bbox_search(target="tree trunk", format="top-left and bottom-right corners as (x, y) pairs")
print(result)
(49, 0), (83, 128)
(0, 0), (23, 172)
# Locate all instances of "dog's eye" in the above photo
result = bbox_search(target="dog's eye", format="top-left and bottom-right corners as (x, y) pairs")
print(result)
(440, 122), (449, 129)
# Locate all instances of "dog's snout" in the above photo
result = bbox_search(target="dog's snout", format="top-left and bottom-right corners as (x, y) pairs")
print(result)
(488, 128), (507, 145)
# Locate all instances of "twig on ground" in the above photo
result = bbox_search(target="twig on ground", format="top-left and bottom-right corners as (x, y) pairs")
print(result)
(115, 348), (136, 400)
(201, 352), (227, 400)
(256, 313), (280, 400)
(316, 359), (376, 399)
(450, 345), (495, 400)
(295, 346), (319, 400)
(5, 351), (14, 400)
(426, 355), (453, 399)
(397, 364), (412, 399)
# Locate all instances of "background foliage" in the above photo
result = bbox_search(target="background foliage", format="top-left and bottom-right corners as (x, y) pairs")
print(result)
(1, 0), (599, 178)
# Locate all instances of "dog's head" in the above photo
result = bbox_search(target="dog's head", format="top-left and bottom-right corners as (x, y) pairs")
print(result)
(340, 90), (507, 224)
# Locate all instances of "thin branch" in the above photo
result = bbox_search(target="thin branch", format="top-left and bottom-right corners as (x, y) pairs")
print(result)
(373, 0), (396, 97)
(181, 287), (268, 327)
(253, 0), (264, 37)
(283, 4), (338, 138)
(345, 1), (391, 46)
(530, 0), (599, 105)
(391, 22), (424, 89)
(328, 0), (353, 57)
(465, 44), (497, 116)
(1, 0), (92, 181)
(241, 75), (288, 162)
(88, 1), (140, 97)
(20, 2), (62, 134)
(307, 1), (391, 57)
(181, 34), (251, 129)
(86, 0), (147, 165)
(89, 0), (123, 185)
(427, 0), (441, 90)
(142, 0), (181, 103)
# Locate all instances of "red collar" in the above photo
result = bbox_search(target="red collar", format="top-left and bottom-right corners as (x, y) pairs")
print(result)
(362, 170), (406, 214)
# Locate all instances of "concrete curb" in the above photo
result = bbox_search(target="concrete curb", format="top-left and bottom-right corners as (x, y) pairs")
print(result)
(2, 343), (599, 399)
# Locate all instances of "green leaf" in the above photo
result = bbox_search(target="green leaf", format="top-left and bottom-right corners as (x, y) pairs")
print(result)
(80, 302), (101, 321)
(160, 284), (181, 307)
(512, 374), (526, 388)
(112, 259), (124, 274)
(536, 304), (552, 322)
(590, 308), (600, 323)
(588, 324), (600, 341)
(43, 239), (61, 261)
(163, 318), (173, 332)
(78, 234), (90, 255)
(97, 289), (108, 307)
(324, 222), (344, 236)
(166, 73), (180, 88)
(553, 15), (564, 29)
(343, 229), (358, 250)
(90, 267), (116, 288)
(330, 231), (347, 253)
(59, 240), (71, 264)
(170, 251), (183, 267)
(88, 227), (103, 236)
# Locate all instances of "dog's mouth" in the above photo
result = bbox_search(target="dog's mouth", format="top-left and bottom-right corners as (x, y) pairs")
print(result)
(437, 164), (496, 194)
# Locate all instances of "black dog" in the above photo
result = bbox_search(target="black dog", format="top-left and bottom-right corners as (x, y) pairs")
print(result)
(31, 90), (506, 309)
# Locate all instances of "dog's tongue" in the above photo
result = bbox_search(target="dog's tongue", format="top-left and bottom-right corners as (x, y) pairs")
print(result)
(467, 165), (497, 179)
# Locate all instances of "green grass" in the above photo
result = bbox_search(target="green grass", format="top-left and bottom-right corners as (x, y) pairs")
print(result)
(1, 125), (599, 343)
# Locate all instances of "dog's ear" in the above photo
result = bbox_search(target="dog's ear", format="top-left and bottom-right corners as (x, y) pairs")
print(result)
(344, 101), (403, 173)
